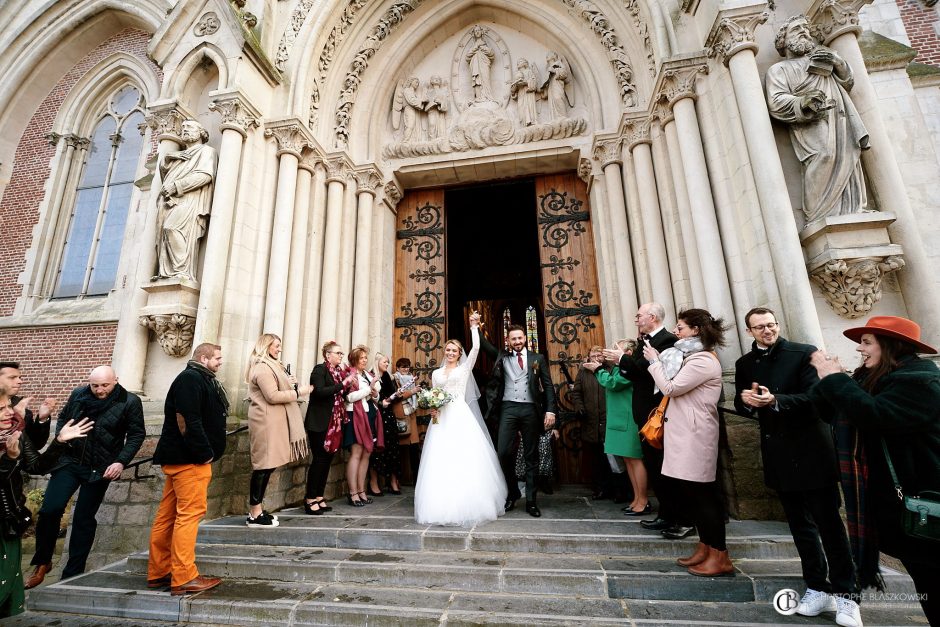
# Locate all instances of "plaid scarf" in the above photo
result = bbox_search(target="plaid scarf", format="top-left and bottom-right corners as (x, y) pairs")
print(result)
(323, 362), (349, 454)
(837, 371), (885, 592)
(0, 406), (25, 456)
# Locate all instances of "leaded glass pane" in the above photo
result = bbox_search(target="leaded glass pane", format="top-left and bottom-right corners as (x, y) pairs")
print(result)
(53, 187), (103, 297)
(78, 116), (116, 188)
(111, 111), (145, 184)
(110, 86), (140, 116)
(86, 182), (133, 295)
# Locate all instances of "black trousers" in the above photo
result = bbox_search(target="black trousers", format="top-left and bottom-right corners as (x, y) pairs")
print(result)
(901, 559), (939, 625)
(249, 468), (275, 506)
(778, 485), (857, 594)
(497, 401), (541, 501)
(674, 478), (726, 550)
(641, 442), (691, 525)
(305, 429), (335, 500)
(32, 463), (111, 578)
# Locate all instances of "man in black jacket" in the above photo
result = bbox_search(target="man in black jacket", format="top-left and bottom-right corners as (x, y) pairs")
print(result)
(147, 343), (228, 595)
(24, 365), (144, 589)
(480, 317), (556, 517)
(734, 307), (856, 617)
(603, 302), (693, 538)
(0, 361), (57, 448)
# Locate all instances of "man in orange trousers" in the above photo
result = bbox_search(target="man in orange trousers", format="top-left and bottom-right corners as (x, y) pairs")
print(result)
(147, 343), (229, 595)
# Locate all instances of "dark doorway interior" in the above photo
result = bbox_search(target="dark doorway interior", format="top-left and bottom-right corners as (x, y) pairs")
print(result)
(445, 178), (545, 377)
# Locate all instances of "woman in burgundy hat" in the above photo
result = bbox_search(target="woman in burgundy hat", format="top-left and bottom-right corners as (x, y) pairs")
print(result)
(810, 316), (939, 627)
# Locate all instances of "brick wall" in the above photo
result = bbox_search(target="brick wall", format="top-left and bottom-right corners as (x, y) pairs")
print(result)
(0, 323), (118, 405)
(0, 28), (160, 315)
(896, 0), (940, 67)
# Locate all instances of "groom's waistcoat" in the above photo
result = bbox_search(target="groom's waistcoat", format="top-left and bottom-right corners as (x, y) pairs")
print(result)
(502, 355), (534, 404)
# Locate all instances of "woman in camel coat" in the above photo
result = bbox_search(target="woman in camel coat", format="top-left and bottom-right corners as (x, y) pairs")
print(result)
(245, 333), (313, 527)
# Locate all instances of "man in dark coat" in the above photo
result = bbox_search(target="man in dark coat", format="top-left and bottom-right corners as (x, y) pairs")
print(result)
(147, 342), (228, 595)
(603, 302), (692, 538)
(569, 345), (610, 499)
(734, 307), (855, 617)
(24, 365), (144, 589)
(480, 317), (556, 517)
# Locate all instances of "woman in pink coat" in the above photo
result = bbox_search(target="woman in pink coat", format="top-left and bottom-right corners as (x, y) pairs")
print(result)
(643, 309), (729, 577)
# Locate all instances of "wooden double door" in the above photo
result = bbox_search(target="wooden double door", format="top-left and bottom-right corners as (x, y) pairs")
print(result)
(392, 173), (605, 484)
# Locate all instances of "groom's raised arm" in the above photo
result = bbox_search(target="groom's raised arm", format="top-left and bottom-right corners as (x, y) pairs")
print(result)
(479, 330), (499, 359)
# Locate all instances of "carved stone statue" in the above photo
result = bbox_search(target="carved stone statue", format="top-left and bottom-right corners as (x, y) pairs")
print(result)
(465, 25), (496, 103)
(392, 76), (424, 143)
(765, 15), (870, 223)
(510, 59), (540, 126)
(425, 76), (449, 140)
(541, 51), (574, 119)
(156, 120), (217, 281)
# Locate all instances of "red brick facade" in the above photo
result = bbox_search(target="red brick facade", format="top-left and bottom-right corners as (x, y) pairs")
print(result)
(0, 323), (118, 405)
(896, 0), (940, 67)
(0, 28), (158, 398)
(0, 28), (159, 315)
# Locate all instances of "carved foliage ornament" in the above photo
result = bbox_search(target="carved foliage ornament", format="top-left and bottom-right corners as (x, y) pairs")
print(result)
(577, 157), (593, 183)
(208, 99), (259, 135)
(622, 118), (651, 149)
(706, 11), (769, 65)
(383, 181), (403, 208)
(809, 0), (868, 45)
(264, 123), (309, 156)
(140, 314), (196, 357)
(593, 139), (622, 167)
(660, 64), (708, 105)
(810, 256), (905, 318)
(145, 108), (186, 141)
(194, 12), (220, 37)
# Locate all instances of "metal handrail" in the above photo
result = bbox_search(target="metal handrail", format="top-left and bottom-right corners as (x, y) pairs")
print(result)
(125, 425), (249, 480)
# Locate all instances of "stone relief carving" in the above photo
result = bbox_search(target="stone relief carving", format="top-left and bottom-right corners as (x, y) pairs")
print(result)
(382, 26), (588, 159)
(156, 120), (218, 282)
(766, 15), (870, 223)
(140, 313), (196, 357)
(621, 0), (658, 77)
(194, 12), (220, 37)
(577, 157), (593, 183)
(810, 256), (905, 318)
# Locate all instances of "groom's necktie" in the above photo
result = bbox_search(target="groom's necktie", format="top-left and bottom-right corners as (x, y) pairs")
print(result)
(516, 351), (524, 370)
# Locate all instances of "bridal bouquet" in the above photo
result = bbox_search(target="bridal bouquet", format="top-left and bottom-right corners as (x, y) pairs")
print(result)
(416, 387), (453, 424)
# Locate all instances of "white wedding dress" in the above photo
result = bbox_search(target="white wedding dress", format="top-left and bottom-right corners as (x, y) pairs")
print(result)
(414, 327), (508, 526)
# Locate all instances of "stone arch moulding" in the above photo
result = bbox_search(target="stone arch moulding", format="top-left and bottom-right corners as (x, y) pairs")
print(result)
(0, 1), (164, 127)
(164, 42), (231, 101)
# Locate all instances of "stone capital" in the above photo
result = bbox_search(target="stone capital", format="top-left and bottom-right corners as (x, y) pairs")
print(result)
(705, 7), (770, 66)
(264, 119), (311, 158)
(621, 118), (651, 151)
(808, 0), (872, 45)
(139, 313), (196, 358)
(354, 166), (383, 196)
(810, 255), (905, 318)
(63, 134), (90, 150)
(298, 149), (322, 174)
(324, 155), (351, 184)
(651, 96), (674, 125)
(659, 61), (708, 106)
(208, 92), (261, 137)
(383, 180), (403, 209)
(592, 139), (623, 168)
(145, 101), (191, 144)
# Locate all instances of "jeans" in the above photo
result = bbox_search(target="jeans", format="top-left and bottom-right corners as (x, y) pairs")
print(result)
(31, 463), (111, 578)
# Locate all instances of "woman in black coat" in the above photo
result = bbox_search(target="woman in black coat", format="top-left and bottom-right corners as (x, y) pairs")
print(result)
(0, 387), (92, 617)
(303, 341), (354, 515)
(810, 316), (940, 626)
(367, 353), (403, 496)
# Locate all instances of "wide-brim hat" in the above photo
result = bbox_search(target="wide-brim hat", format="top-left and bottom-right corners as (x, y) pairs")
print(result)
(843, 315), (937, 354)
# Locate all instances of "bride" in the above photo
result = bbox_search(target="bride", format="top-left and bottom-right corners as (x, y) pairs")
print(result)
(414, 312), (508, 526)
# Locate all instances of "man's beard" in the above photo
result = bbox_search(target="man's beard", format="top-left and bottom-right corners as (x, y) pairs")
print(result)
(788, 36), (815, 56)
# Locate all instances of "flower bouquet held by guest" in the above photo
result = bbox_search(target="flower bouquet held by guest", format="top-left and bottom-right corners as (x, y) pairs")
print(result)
(644, 309), (730, 577)
(414, 312), (508, 526)
(343, 346), (384, 507)
(810, 316), (940, 626)
(0, 385), (93, 618)
(245, 334), (313, 527)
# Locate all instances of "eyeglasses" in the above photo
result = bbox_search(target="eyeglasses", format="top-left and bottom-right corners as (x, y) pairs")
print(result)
(749, 323), (778, 332)
(330, 351), (345, 356)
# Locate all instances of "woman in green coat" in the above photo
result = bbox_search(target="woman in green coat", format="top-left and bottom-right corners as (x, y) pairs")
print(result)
(585, 340), (649, 516)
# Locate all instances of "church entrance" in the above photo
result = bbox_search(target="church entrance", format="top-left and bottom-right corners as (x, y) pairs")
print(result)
(392, 173), (604, 484)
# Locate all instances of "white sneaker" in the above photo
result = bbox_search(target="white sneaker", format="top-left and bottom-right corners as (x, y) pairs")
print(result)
(796, 588), (837, 616)
(835, 597), (863, 627)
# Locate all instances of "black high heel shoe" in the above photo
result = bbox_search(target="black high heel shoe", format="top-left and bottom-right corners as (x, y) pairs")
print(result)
(367, 487), (384, 497)
(347, 494), (365, 507)
(314, 498), (333, 512)
(304, 501), (325, 515)
(358, 491), (374, 505)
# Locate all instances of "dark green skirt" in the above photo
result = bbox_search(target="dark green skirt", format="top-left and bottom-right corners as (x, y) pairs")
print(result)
(0, 533), (24, 618)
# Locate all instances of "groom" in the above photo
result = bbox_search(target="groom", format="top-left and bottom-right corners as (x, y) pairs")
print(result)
(478, 314), (556, 517)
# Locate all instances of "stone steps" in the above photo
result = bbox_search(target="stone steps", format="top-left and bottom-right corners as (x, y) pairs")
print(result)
(20, 488), (929, 625)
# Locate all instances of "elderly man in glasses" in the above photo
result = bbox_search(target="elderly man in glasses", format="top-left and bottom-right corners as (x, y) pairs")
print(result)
(734, 307), (857, 619)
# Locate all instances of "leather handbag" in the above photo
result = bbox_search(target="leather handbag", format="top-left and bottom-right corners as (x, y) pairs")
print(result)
(0, 478), (33, 539)
(882, 439), (940, 544)
(639, 397), (668, 450)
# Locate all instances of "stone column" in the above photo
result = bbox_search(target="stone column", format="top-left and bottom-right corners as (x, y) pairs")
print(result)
(336, 173), (359, 349)
(623, 118), (676, 319)
(192, 93), (259, 346)
(661, 60), (740, 357)
(261, 121), (309, 337)
(379, 182), (402, 354)
(351, 167), (381, 346)
(707, 7), (825, 347)
(300, 162), (328, 375)
(581, 159), (619, 340)
(593, 139), (639, 331)
(281, 151), (318, 368)
(317, 157), (349, 347)
(809, 0), (940, 341)
(620, 143), (652, 302)
(371, 181), (401, 352)
(111, 103), (185, 393)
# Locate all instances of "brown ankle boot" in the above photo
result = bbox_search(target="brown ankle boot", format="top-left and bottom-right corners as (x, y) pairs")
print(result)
(688, 547), (734, 577)
(676, 542), (709, 567)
